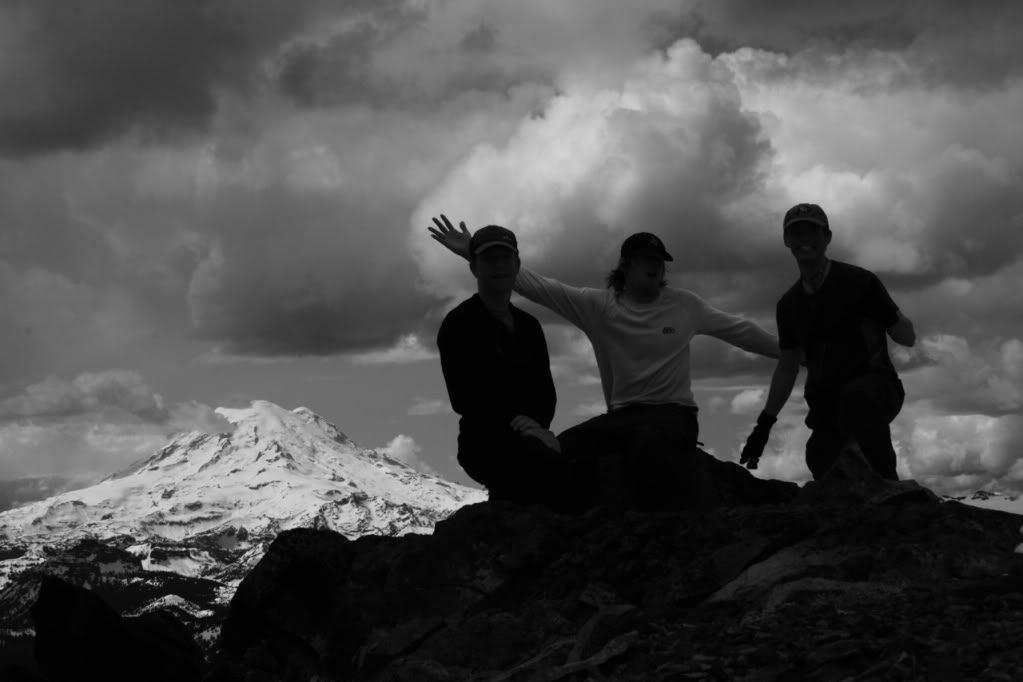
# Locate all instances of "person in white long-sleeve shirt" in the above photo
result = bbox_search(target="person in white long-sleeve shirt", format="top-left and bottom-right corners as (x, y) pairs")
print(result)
(429, 215), (780, 509)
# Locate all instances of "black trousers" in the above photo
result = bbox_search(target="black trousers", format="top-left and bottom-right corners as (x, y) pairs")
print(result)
(457, 430), (575, 511)
(805, 374), (904, 481)
(556, 403), (706, 510)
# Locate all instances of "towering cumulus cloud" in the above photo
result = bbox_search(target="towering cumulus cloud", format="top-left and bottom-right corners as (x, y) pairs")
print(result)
(0, 0), (1021, 492)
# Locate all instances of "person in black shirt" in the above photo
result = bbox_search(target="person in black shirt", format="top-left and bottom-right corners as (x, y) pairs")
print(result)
(436, 224), (572, 507)
(739, 203), (917, 480)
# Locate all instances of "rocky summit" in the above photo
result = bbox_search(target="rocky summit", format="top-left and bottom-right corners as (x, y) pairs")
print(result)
(3, 449), (1023, 681)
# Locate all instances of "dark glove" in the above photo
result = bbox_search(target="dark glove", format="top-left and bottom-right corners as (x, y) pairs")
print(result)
(739, 411), (777, 469)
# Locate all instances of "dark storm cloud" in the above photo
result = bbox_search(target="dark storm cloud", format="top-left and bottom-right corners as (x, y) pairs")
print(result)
(652, 0), (1023, 85)
(0, 0), (402, 156)
(187, 186), (439, 356)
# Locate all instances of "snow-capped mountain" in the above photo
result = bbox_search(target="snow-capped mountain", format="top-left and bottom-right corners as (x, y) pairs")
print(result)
(1, 400), (483, 547)
(0, 401), (485, 644)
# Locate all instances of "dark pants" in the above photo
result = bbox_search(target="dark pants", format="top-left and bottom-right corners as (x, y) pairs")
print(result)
(805, 374), (904, 481)
(457, 430), (575, 511)
(556, 404), (705, 510)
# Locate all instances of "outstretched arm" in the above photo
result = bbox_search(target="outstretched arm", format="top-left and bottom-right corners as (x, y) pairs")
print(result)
(762, 348), (802, 418)
(695, 296), (780, 360)
(738, 347), (801, 469)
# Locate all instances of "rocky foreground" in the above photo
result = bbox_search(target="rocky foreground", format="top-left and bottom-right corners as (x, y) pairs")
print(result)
(3, 453), (1023, 681)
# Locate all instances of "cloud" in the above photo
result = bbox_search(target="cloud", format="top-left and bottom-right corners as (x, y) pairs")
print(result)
(572, 401), (606, 418)
(0, 371), (232, 479)
(0, 259), (152, 383)
(657, 1), (1023, 85)
(412, 39), (772, 298)
(349, 335), (438, 365)
(407, 398), (452, 417)
(899, 410), (1023, 494)
(0, 0), (405, 156)
(730, 388), (765, 415)
(376, 434), (441, 476)
(901, 334), (1022, 416)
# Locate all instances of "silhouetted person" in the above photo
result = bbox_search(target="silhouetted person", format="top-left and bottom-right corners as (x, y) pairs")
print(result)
(431, 216), (780, 510)
(437, 225), (572, 509)
(740, 203), (916, 480)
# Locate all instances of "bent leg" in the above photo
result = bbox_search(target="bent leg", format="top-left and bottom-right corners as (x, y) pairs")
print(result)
(837, 375), (902, 481)
(458, 432), (569, 508)
(805, 423), (844, 480)
(622, 406), (703, 510)
(557, 413), (629, 509)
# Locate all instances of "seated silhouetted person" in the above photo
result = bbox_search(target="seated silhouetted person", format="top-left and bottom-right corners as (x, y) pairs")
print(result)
(740, 203), (916, 480)
(437, 225), (572, 508)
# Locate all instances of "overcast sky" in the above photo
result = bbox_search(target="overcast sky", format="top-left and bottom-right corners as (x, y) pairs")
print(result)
(1, 0), (1021, 495)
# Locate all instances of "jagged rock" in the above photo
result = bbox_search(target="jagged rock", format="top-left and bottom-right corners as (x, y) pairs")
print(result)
(590, 448), (799, 510)
(206, 488), (1023, 681)
(30, 576), (206, 682)
(796, 442), (940, 506)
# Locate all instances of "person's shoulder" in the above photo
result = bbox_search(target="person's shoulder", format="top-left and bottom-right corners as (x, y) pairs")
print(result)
(777, 279), (803, 306)
(831, 260), (883, 288)
(831, 260), (873, 279)
(663, 285), (700, 306)
(440, 295), (481, 327)
(510, 301), (542, 325)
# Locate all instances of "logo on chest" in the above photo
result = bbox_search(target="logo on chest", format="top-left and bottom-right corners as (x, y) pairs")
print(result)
(662, 326), (676, 334)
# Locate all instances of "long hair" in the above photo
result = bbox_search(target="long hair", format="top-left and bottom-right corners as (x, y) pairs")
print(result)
(605, 257), (668, 297)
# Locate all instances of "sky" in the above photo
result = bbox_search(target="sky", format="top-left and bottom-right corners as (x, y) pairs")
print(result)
(1, 0), (1021, 496)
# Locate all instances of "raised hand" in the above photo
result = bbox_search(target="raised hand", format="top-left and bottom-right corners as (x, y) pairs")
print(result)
(427, 214), (472, 260)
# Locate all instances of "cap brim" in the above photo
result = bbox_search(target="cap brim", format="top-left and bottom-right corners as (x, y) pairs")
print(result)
(784, 217), (829, 229)
(623, 248), (672, 262)
(474, 242), (518, 255)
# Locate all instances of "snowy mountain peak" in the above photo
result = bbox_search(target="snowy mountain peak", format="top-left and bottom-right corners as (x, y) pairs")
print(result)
(0, 400), (485, 551)
(216, 400), (354, 447)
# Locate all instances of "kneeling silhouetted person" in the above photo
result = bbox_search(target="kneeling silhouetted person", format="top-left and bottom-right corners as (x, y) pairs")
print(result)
(436, 225), (573, 509)
(740, 203), (916, 481)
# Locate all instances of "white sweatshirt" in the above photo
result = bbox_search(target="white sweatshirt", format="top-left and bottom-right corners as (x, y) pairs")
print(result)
(514, 266), (779, 411)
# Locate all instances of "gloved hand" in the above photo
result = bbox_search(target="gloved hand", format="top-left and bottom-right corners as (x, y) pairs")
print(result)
(739, 411), (777, 469)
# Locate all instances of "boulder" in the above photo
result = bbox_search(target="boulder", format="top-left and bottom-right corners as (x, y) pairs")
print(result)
(206, 488), (1023, 680)
(30, 576), (206, 682)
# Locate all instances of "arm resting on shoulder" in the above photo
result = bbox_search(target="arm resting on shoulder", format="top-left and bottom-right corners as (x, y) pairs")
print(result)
(886, 310), (916, 347)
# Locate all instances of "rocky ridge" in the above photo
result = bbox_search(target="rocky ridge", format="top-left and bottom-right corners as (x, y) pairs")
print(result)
(5, 449), (1023, 681)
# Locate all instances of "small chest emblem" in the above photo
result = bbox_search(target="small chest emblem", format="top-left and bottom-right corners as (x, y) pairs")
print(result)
(662, 326), (675, 334)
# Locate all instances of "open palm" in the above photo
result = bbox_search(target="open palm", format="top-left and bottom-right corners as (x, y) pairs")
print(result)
(427, 214), (472, 260)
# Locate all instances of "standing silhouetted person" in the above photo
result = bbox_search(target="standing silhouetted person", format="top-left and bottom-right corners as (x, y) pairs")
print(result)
(431, 216), (779, 509)
(437, 225), (573, 509)
(740, 203), (916, 480)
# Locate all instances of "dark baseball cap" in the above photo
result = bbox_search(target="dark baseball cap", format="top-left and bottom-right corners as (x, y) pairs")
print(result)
(470, 225), (518, 255)
(783, 203), (830, 231)
(621, 232), (673, 262)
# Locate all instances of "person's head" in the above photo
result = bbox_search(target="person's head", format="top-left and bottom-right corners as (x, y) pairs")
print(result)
(606, 232), (672, 298)
(468, 224), (520, 293)
(783, 203), (831, 265)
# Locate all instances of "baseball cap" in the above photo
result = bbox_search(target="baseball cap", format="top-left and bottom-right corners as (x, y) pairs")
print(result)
(470, 225), (518, 255)
(620, 232), (673, 262)
(783, 203), (830, 231)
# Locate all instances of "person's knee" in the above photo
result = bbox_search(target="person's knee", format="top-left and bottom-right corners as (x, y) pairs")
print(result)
(805, 430), (842, 479)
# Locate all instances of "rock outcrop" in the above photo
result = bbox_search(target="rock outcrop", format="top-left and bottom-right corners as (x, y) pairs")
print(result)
(6, 450), (1023, 681)
(204, 475), (1023, 680)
